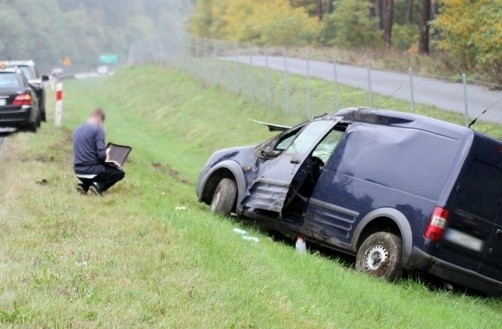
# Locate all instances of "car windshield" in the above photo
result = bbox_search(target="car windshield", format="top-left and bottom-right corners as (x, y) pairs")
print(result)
(0, 73), (21, 89)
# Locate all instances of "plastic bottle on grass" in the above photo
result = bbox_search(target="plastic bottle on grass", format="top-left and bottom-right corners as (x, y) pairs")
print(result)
(296, 236), (307, 253)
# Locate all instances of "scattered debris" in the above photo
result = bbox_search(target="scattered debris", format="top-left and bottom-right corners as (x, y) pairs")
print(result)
(175, 206), (187, 210)
(233, 227), (259, 242)
(295, 236), (307, 253)
(76, 261), (88, 267)
(36, 179), (49, 186)
(233, 228), (248, 235)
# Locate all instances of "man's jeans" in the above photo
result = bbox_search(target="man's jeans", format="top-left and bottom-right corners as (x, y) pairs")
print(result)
(78, 166), (125, 192)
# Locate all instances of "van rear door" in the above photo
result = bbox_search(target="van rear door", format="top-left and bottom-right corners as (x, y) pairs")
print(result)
(442, 136), (502, 277)
(479, 207), (502, 282)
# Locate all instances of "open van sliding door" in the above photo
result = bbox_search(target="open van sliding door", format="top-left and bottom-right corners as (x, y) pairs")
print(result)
(242, 119), (340, 217)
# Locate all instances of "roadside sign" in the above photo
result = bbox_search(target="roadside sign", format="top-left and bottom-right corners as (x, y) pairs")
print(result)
(63, 56), (72, 66)
(99, 54), (118, 65)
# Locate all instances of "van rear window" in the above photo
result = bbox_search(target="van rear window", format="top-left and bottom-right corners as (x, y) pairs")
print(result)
(455, 160), (502, 223)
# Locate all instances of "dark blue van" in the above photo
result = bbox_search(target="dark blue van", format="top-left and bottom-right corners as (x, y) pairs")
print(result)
(196, 108), (502, 295)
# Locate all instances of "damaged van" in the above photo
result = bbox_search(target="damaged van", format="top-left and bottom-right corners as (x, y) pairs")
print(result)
(196, 108), (502, 295)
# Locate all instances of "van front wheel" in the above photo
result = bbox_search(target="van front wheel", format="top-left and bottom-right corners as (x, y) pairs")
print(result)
(210, 178), (237, 216)
(355, 232), (403, 281)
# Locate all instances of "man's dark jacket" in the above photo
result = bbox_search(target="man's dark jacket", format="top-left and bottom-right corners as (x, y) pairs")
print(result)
(73, 122), (106, 175)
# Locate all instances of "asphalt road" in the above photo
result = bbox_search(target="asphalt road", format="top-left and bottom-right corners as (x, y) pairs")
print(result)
(234, 56), (502, 124)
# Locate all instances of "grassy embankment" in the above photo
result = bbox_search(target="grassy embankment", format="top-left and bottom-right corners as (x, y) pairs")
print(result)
(0, 66), (500, 328)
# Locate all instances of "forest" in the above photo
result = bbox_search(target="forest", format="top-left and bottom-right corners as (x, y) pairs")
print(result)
(0, 0), (192, 66)
(191, 0), (501, 82)
(0, 0), (499, 81)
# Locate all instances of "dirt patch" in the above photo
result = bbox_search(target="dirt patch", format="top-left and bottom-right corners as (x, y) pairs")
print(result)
(36, 155), (56, 163)
(151, 162), (192, 186)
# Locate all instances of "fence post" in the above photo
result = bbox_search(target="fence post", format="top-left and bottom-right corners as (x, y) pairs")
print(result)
(462, 73), (469, 127)
(409, 67), (415, 112)
(306, 51), (312, 119)
(203, 37), (208, 58)
(283, 48), (290, 115)
(366, 60), (373, 107)
(159, 37), (164, 68)
(333, 57), (340, 111)
(236, 43), (241, 94)
(223, 41), (229, 86)
(249, 43), (255, 102)
(265, 46), (271, 111)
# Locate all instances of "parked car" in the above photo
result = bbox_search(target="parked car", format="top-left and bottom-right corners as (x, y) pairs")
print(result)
(0, 67), (41, 132)
(2, 60), (49, 122)
(97, 65), (108, 75)
(51, 67), (64, 79)
(197, 108), (502, 296)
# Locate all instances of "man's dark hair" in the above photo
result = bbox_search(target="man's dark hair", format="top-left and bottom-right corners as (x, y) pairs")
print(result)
(91, 108), (106, 122)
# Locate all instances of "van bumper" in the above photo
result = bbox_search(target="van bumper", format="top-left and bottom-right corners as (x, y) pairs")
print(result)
(408, 247), (502, 296)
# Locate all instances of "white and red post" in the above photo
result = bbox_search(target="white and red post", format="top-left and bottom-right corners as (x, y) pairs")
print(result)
(55, 83), (63, 127)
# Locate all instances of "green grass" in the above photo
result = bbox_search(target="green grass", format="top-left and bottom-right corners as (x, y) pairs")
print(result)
(0, 66), (500, 328)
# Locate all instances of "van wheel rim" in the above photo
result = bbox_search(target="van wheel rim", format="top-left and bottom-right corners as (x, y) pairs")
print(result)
(365, 244), (389, 271)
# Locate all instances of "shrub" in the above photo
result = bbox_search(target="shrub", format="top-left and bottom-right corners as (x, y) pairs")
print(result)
(393, 24), (419, 51)
(331, 0), (382, 48)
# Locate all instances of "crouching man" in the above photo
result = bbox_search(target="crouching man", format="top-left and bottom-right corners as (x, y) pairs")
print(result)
(73, 108), (125, 196)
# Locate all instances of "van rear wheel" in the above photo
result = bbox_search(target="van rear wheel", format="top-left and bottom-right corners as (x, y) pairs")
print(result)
(210, 178), (237, 216)
(355, 232), (403, 281)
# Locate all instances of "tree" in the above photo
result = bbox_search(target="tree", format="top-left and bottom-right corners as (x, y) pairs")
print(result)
(326, 0), (334, 14)
(191, 0), (320, 45)
(316, 0), (323, 21)
(332, 0), (381, 48)
(432, 0), (502, 75)
(407, 0), (413, 24)
(383, 0), (394, 48)
(375, 0), (384, 30)
(418, 0), (430, 54)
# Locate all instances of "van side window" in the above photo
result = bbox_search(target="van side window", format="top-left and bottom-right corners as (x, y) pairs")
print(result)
(285, 120), (333, 155)
(312, 128), (346, 163)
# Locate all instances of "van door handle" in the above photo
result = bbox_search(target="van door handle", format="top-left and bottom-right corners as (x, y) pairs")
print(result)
(497, 229), (502, 238)
(290, 159), (301, 164)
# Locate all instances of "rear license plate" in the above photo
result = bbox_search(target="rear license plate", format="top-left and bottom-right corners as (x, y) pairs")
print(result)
(444, 228), (483, 252)
(0, 99), (6, 106)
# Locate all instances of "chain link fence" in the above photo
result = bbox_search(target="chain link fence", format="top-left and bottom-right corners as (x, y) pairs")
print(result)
(128, 36), (502, 126)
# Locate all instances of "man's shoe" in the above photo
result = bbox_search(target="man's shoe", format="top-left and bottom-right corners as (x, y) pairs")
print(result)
(88, 183), (103, 196)
(76, 184), (88, 195)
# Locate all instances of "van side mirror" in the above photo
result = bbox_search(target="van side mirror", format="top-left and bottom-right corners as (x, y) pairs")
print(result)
(41, 75), (49, 82)
(261, 148), (282, 158)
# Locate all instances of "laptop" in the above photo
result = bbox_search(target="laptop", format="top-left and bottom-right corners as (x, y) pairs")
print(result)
(105, 143), (132, 168)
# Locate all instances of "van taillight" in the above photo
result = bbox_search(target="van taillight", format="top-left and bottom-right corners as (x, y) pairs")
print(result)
(12, 93), (32, 107)
(424, 207), (449, 241)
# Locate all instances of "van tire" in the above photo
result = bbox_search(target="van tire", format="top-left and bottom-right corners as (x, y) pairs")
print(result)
(210, 178), (237, 216)
(355, 232), (403, 281)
